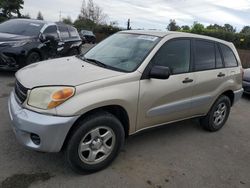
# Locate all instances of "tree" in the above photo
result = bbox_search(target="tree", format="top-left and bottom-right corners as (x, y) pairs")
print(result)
(207, 23), (235, 33)
(0, 0), (24, 18)
(207, 24), (223, 31)
(191, 22), (204, 33)
(37, 11), (44, 20)
(181, 25), (190, 31)
(80, 0), (107, 24)
(241, 26), (250, 34)
(223, 24), (235, 33)
(22, 13), (31, 19)
(167, 19), (180, 31)
(62, 16), (73, 25)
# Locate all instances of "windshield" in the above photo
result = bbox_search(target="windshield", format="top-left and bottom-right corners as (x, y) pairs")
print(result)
(81, 30), (94, 35)
(82, 33), (160, 72)
(0, 19), (44, 36)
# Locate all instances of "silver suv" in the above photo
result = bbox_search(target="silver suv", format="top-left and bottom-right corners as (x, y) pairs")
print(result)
(8, 31), (243, 173)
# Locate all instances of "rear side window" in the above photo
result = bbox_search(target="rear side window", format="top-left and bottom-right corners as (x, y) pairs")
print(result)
(68, 26), (79, 38)
(215, 44), (223, 68)
(220, 44), (238, 67)
(194, 40), (215, 71)
(58, 26), (70, 39)
(151, 39), (190, 74)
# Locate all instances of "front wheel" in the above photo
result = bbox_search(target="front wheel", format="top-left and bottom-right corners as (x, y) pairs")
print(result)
(200, 95), (231, 132)
(26, 52), (41, 65)
(65, 111), (125, 173)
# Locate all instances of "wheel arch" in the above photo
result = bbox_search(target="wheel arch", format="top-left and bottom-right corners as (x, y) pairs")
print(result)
(61, 105), (130, 151)
(221, 90), (234, 106)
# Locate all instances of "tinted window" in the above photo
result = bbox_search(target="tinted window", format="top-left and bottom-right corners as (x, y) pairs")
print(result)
(58, 26), (70, 39)
(43, 25), (59, 39)
(68, 27), (79, 37)
(220, 44), (238, 67)
(215, 44), (223, 68)
(151, 39), (190, 74)
(0, 19), (44, 36)
(194, 40), (215, 71)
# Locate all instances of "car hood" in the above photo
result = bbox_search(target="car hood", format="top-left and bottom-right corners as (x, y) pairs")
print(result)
(0, 32), (34, 42)
(244, 68), (250, 81)
(16, 56), (125, 89)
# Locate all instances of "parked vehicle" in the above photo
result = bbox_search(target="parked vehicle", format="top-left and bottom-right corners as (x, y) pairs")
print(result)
(9, 31), (243, 173)
(243, 68), (250, 94)
(80, 30), (96, 44)
(0, 19), (82, 70)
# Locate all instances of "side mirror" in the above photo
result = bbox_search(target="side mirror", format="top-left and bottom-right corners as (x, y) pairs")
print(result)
(149, 66), (171, 79)
(40, 34), (56, 42)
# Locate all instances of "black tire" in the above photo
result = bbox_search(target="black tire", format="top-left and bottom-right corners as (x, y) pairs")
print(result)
(68, 48), (79, 56)
(200, 95), (231, 132)
(26, 52), (41, 65)
(65, 111), (125, 174)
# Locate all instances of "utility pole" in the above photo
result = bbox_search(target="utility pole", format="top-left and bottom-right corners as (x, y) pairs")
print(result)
(127, 19), (131, 30)
(59, 10), (62, 22)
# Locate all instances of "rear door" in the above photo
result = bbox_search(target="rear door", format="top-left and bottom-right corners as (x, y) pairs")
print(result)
(191, 39), (228, 115)
(57, 25), (71, 55)
(137, 38), (195, 130)
(219, 43), (241, 87)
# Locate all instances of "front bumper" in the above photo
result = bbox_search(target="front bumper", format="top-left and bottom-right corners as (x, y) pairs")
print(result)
(243, 80), (250, 94)
(8, 92), (79, 152)
(0, 52), (20, 71)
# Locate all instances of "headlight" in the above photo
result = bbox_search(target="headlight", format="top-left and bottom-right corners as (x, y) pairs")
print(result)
(3, 40), (30, 47)
(28, 86), (75, 110)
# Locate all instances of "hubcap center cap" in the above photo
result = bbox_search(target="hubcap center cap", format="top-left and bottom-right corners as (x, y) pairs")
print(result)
(91, 138), (102, 150)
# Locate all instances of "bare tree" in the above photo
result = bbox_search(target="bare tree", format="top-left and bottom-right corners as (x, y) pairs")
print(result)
(80, 0), (107, 24)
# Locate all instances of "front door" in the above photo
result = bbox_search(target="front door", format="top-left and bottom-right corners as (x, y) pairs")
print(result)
(137, 38), (195, 130)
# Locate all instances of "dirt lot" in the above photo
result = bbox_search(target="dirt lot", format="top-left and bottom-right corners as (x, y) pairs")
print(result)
(0, 53), (250, 188)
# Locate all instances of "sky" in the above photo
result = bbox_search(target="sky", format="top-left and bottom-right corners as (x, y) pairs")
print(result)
(22, 0), (250, 31)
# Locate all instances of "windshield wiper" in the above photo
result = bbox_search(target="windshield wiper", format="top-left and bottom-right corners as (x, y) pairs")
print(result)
(83, 57), (107, 68)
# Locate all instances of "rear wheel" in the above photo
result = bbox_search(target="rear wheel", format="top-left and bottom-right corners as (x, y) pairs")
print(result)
(65, 111), (125, 173)
(200, 95), (231, 132)
(26, 52), (41, 65)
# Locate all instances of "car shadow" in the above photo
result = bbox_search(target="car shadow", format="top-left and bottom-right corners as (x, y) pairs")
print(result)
(127, 118), (203, 144)
(242, 93), (250, 100)
(0, 70), (16, 77)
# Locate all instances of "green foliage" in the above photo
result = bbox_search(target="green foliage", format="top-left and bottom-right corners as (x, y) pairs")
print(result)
(191, 22), (205, 33)
(241, 26), (250, 34)
(73, 16), (121, 42)
(181, 25), (190, 31)
(172, 21), (250, 50)
(167, 19), (180, 31)
(62, 16), (73, 25)
(0, 0), (24, 18)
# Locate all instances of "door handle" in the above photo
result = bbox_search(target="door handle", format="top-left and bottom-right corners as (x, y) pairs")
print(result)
(217, 72), (225, 77)
(182, 78), (193, 83)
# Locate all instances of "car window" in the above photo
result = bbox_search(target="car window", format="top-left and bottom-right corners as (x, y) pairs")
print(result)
(58, 25), (70, 39)
(68, 26), (79, 38)
(194, 40), (215, 71)
(219, 44), (238, 67)
(151, 39), (190, 74)
(0, 19), (44, 36)
(216, 44), (223, 68)
(43, 25), (59, 39)
(83, 33), (160, 72)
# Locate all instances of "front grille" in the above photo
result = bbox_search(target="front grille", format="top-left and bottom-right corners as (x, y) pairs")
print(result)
(14, 80), (28, 103)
